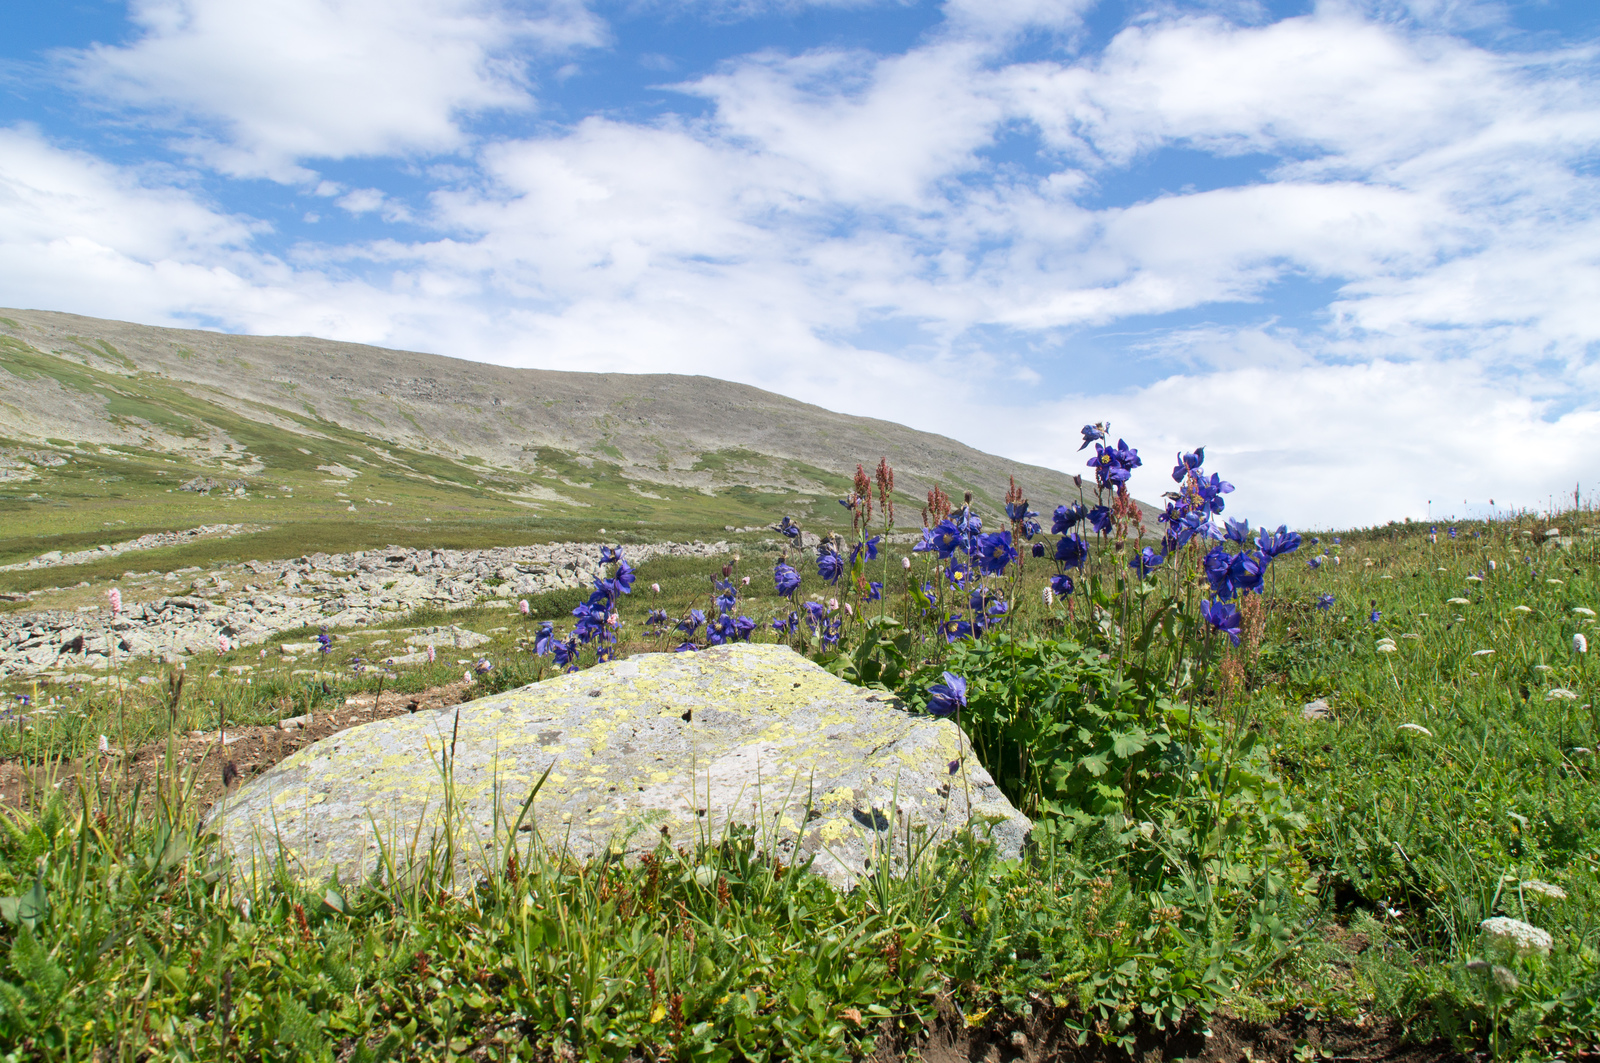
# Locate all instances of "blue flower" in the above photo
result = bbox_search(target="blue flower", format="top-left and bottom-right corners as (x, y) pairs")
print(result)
(1203, 546), (1234, 597)
(1054, 533), (1088, 569)
(732, 615), (756, 641)
(1052, 503), (1087, 534)
(1224, 518), (1250, 543)
(1049, 574), (1074, 597)
(1087, 438), (1142, 488)
(944, 559), (970, 587)
(1031, 541), (1046, 558)
(600, 545), (622, 566)
(865, 581), (883, 601)
(1369, 609), (1382, 624)
(1022, 517), (1041, 540)
(779, 516), (801, 540)
(1130, 547), (1165, 578)
(926, 672), (968, 717)
(707, 614), (734, 644)
(1171, 448), (1205, 483)
(913, 528), (938, 553)
(1307, 556), (1323, 570)
(613, 559), (636, 594)
(645, 609), (669, 629)
(714, 578), (738, 615)
(930, 518), (963, 558)
(1077, 424), (1107, 451)
(774, 560), (801, 599)
(1195, 473), (1234, 514)
(1088, 505), (1113, 535)
(552, 638), (580, 670)
(1201, 599), (1242, 646)
(677, 609), (705, 637)
(851, 536), (880, 565)
(803, 600), (827, 633)
(941, 615), (972, 642)
(674, 642), (698, 653)
(533, 622), (556, 656)
(1256, 525), (1301, 558)
(1226, 550), (1267, 597)
(1315, 594), (1335, 611)
(772, 611), (798, 634)
(816, 546), (844, 584)
(976, 530), (1017, 575)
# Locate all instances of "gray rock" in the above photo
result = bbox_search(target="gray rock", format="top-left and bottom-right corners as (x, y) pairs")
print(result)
(207, 644), (1029, 889)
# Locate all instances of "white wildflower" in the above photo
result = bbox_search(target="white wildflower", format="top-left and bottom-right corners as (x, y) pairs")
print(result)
(1547, 578), (1565, 585)
(1467, 575), (1484, 582)
(1574, 633), (1588, 654)
(1513, 605), (1533, 613)
(1397, 723), (1432, 737)
(1489, 559), (1497, 571)
(1521, 880), (1567, 901)
(1378, 644), (1397, 653)
(1472, 649), (1495, 656)
(1481, 916), (1553, 956)
(1534, 664), (1553, 672)
(1448, 598), (1471, 605)
(1573, 607), (1596, 617)
(1546, 688), (1578, 700)
(1042, 586), (1054, 606)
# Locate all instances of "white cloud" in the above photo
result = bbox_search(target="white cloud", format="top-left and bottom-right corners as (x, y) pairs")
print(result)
(65, 0), (603, 180)
(5, 3), (1598, 526)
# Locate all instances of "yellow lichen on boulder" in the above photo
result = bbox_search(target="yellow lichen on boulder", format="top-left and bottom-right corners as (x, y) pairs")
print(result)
(207, 643), (1029, 888)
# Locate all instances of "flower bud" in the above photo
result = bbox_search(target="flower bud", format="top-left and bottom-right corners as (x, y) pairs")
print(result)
(902, 557), (911, 569)
(1575, 632), (1588, 654)
(651, 583), (661, 594)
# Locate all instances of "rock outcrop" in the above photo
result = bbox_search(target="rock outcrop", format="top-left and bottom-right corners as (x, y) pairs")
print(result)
(206, 643), (1030, 888)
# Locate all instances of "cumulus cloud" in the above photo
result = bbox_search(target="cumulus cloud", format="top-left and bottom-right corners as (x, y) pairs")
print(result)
(64, 0), (604, 180)
(5, 1), (1598, 525)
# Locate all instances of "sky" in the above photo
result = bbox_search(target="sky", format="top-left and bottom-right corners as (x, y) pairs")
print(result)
(1, 0), (1598, 529)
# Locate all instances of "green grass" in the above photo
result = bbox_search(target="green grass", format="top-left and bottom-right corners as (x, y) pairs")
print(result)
(3, 477), (1599, 1058)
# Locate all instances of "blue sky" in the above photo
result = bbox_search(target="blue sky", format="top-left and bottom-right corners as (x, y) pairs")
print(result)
(2, 0), (1598, 527)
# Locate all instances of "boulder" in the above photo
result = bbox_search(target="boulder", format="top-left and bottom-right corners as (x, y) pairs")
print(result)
(206, 643), (1029, 888)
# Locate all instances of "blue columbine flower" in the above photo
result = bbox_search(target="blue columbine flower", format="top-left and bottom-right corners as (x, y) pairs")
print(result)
(677, 609), (705, 637)
(1031, 541), (1046, 558)
(1227, 550), (1267, 597)
(1049, 574), (1074, 597)
(913, 528), (938, 553)
(816, 546), (844, 584)
(707, 614), (733, 645)
(927, 672), (968, 717)
(552, 638), (580, 671)
(732, 615), (756, 641)
(1054, 533), (1088, 569)
(600, 545), (622, 566)
(941, 615), (972, 642)
(1171, 447), (1205, 483)
(714, 578), (738, 615)
(1077, 424), (1107, 451)
(772, 612), (798, 634)
(1088, 505), (1113, 535)
(1224, 518), (1250, 543)
(803, 601), (827, 633)
(674, 642), (698, 653)
(865, 581), (883, 601)
(779, 516), (801, 540)
(1308, 556), (1323, 570)
(944, 559), (970, 587)
(1315, 594), (1335, 611)
(774, 560), (801, 599)
(976, 530), (1017, 575)
(1256, 525), (1302, 558)
(851, 536), (881, 565)
(614, 559), (636, 594)
(645, 609), (668, 629)
(1201, 599), (1242, 646)
(1130, 547), (1165, 578)
(533, 621), (556, 656)
(1196, 473), (1234, 515)
(1052, 502), (1087, 534)
(930, 518), (963, 558)
(1369, 609), (1381, 624)
(1203, 546), (1234, 597)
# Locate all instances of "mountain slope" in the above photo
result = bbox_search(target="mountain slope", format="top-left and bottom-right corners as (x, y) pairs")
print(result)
(0, 308), (1136, 564)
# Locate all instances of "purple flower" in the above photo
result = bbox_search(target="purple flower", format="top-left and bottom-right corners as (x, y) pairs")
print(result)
(930, 519), (963, 558)
(1052, 503), (1087, 534)
(674, 642), (698, 653)
(1054, 533), (1088, 569)
(816, 546), (844, 584)
(732, 615), (756, 641)
(774, 560), (801, 599)
(1201, 599), (1242, 646)
(1088, 505), (1113, 535)
(865, 581), (883, 601)
(779, 516), (801, 540)
(850, 536), (881, 565)
(976, 530), (1017, 575)
(772, 612), (798, 634)
(926, 672), (968, 717)
(803, 600), (827, 633)
(676, 609), (705, 637)
(1050, 574), (1074, 597)
(1315, 594), (1335, 611)
(1131, 548), (1165, 577)
(1224, 518), (1250, 543)
(944, 558), (970, 587)
(1369, 609), (1382, 624)
(1256, 525), (1301, 558)
(1077, 424), (1107, 451)
(1031, 541), (1046, 558)
(1171, 448), (1204, 483)
(941, 615), (972, 642)
(1195, 473), (1234, 515)
(913, 528), (939, 553)
(533, 622), (556, 656)
(1227, 550), (1267, 597)
(1307, 556), (1323, 570)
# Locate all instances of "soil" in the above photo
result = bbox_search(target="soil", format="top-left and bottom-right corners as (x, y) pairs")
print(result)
(0, 679), (474, 819)
(866, 1002), (1477, 1063)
